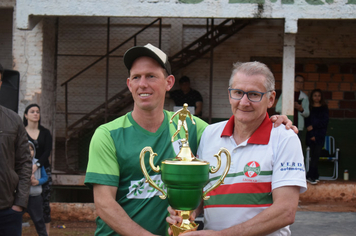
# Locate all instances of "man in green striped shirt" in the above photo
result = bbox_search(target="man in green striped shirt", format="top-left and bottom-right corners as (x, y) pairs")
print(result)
(84, 44), (208, 236)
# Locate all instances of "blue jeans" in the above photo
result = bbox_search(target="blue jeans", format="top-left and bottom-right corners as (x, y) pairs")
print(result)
(0, 207), (23, 236)
(27, 195), (48, 236)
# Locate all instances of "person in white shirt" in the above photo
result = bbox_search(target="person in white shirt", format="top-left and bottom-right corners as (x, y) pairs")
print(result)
(167, 61), (307, 236)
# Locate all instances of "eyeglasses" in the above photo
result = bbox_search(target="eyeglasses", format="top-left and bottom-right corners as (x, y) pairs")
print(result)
(228, 88), (273, 102)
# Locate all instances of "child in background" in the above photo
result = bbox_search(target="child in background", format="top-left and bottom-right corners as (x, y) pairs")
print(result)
(26, 141), (48, 236)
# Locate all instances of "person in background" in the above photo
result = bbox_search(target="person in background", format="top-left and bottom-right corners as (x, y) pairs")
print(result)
(84, 44), (296, 236)
(275, 74), (310, 139)
(26, 141), (48, 236)
(23, 104), (53, 235)
(0, 63), (32, 236)
(169, 76), (203, 117)
(305, 89), (329, 185)
(167, 61), (307, 236)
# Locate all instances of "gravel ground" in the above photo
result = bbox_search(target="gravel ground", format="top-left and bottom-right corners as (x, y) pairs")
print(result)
(22, 220), (96, 236)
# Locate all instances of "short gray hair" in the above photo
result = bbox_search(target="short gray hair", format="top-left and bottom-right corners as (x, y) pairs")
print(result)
(229, 61), (275, 96)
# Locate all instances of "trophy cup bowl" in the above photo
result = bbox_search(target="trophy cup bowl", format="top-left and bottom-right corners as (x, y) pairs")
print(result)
(139, 104), (231, 235)
(140, 143), (231, 235)
(161, 160), (210, 210)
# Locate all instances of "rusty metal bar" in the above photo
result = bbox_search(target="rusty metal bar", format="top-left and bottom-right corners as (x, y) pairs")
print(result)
(53, 17), (59, 172)
(60, 18), (161, 87)
(209, 18), (214, 124)
(65, 83), (68, 137)
(105, 17), (110, 123)
(159, 18), (162, 48)
(67, 87), (130, 131)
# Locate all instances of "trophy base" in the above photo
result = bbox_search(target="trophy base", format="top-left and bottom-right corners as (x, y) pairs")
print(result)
(171, 222), (199, 236)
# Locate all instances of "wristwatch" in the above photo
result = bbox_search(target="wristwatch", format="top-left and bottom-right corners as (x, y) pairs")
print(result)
(36, 162), (41, 167)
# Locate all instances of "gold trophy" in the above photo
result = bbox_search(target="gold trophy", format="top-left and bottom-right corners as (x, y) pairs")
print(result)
(140, 103), (231, 235)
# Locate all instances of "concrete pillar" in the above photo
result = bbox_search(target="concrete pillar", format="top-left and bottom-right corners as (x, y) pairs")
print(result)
(12, 10), (57, 167)
(12, 11), (56, 127)
(281, 18), (297, 119)
(12, 10), (44, 117)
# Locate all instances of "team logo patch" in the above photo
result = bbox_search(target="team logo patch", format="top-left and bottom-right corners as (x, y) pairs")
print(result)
(243, 161), (261, 178)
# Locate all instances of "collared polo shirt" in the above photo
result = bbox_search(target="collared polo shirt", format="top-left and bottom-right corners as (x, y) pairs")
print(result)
(197, 113), (307, 235)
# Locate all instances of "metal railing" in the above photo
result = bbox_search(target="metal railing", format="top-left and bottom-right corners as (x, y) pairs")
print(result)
(60, 18), (162, 139)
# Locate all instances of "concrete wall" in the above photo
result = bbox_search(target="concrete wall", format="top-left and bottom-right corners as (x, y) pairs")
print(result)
(54, 17), (356, 128)
(0, 6), (56, 130)
(15, 0), (356, 30)
(12, 15), (56, 131)
(0, 0), (15, 8)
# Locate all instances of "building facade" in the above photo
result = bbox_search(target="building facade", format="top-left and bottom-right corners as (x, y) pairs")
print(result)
(0, 0), (355, 188)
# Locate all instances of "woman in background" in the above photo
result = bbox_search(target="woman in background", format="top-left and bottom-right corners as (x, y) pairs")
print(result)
(305, 89), (329, 185)
(24, 104), (53, 235)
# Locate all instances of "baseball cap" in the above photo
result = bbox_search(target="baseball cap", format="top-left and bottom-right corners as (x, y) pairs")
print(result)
(123, 43), (171, 75)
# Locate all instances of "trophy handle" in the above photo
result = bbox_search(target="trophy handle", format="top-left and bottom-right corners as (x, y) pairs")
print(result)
(202, 147), (231, 200)
(139, 147), (167, 199)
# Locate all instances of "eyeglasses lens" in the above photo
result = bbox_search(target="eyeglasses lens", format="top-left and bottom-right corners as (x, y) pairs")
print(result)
(230, 90), (262, 102)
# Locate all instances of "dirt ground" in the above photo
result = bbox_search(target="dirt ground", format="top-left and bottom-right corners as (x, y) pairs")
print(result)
(22, 201), (356, 236)
(298, 201), (356, 212)
(22, 220), (96, 236)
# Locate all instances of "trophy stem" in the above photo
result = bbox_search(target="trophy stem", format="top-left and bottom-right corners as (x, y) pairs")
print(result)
(180, 211), (193, 230)
(171, 210), (199, 236)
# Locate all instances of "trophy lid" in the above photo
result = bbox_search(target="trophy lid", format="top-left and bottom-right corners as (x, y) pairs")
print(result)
(162, 160), (209, 165)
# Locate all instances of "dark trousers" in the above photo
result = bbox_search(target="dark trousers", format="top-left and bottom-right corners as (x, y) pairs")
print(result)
(27, 195), (48, 236)
(307, 142), (323, 180)
(0, 207), (23, 236)
(42, 166), (52, 224)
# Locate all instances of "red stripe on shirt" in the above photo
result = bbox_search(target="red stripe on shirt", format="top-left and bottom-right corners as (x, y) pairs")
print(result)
(204, 203), (272, 209)
(207, 182), (272, 196)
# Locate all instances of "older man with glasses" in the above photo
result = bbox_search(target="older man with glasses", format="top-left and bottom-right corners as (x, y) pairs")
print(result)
(167, 61), (307, 236)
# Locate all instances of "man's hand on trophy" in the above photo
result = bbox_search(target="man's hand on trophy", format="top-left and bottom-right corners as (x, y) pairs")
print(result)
(166, 207), (180, 236)
(170, 119), (173, 124)
(166, 206), (197, 235)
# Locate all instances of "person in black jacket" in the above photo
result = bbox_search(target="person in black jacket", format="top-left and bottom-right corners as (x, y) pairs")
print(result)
(169, 76), (203, 117)
(0, 63), (32, 236)
(23, 104), (53, 235)
(305, 89), (329, 184)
